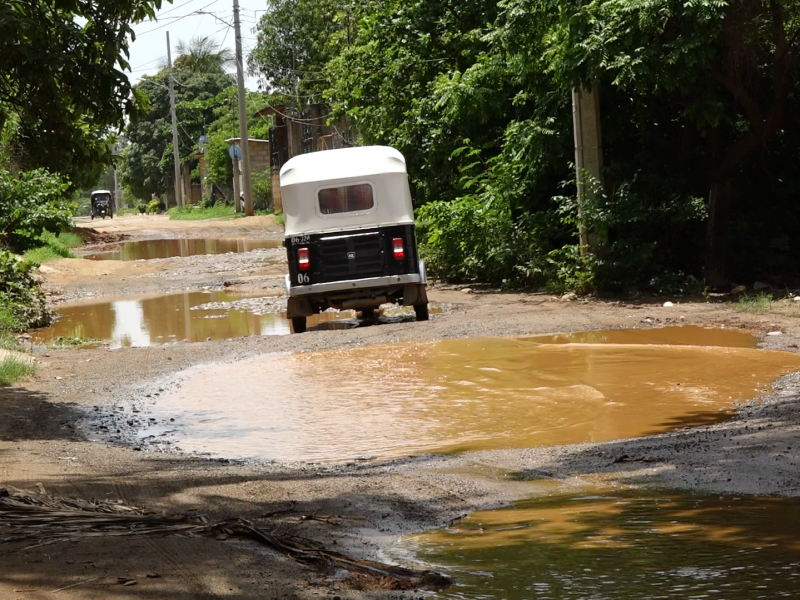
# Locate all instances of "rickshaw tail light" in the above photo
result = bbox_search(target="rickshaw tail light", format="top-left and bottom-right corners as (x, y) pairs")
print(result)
(392, 238), (404, 260)
(298, 248), (310, 271)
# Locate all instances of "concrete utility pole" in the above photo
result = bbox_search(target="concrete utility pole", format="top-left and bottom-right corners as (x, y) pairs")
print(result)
(233, 0), (254, 216)
(571, 83), (604, 254)
(167, 31), (183, 208)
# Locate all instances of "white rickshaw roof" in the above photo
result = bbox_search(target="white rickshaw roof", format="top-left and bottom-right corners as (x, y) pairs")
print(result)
(280, 146), (415, 237)
(91, 190), (112, 195)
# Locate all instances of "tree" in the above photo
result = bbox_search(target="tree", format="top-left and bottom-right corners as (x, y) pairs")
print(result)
(121, 37), (235, 201)
(0, 0), (170, 187)
(248, 0), (346, 104)
(544, 0), (800, 287)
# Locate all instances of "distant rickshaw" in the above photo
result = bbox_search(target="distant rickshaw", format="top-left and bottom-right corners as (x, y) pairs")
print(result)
(90, 190), (113, 220)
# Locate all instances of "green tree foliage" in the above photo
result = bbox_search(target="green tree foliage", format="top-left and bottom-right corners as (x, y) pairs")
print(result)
(325, 0), (504, 205)
(203, 89), (273, 193)
(0, 0), (169, 188)
(247, 0), (347, 103)
(121, 37), (234, 201)
(321, 0), (800, 291)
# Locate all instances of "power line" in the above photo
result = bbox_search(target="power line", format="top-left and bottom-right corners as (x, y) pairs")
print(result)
(136, 0), (223, 37)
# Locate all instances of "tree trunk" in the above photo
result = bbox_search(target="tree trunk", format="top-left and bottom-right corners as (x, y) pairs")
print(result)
(704, 182), (731, 290)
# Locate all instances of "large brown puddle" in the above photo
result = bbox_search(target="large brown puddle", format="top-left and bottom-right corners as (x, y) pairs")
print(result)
(402, 489), (800, 598)
(31, 292), (347, 347)
(135, 327), (800, 462)
(83, 238), (281, 261)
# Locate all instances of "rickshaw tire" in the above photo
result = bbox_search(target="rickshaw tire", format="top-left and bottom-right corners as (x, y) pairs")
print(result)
(360, 308), (376, 323)
(414, 304), (429, 321)
(291, 317), (307, 334)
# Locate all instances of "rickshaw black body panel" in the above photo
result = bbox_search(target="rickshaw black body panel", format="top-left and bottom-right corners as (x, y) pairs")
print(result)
(284, 224), (420, 288)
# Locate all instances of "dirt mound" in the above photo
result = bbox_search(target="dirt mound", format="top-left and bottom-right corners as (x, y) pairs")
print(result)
(71, 226), (129, 246)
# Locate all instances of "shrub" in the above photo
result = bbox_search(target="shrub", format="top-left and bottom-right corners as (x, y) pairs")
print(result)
(146, 199), (164, 214)
(0, 169), (74, 252)
(253, 176), (273, 212)
(0, 250), (51, 330)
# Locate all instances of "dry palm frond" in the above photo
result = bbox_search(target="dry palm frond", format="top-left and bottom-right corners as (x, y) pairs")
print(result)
(0, 488), (450, 591)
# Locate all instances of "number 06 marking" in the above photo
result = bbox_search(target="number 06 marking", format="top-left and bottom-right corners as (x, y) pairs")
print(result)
(297, 273), (310, 284)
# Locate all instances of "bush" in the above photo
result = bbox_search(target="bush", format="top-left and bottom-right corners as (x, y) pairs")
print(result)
(146, 199), (165, 214)
(137, 203), (147, 214)
(0, 250), (51, 331)
(0, 169), (74, 252)
(253, 176), (273, 212)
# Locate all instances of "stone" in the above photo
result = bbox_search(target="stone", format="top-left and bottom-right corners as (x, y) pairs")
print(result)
(560, 292), (577, 302)
(793, 296), (800, 302)
(663, 301), (674, 307)
(730, 284), (747, 294)
(753, 281), (771, 291)
(767, 331), (783, 336)
(461, 288), (473, 294)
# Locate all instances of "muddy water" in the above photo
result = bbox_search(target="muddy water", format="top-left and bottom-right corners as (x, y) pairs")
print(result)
(83, 238), (281, 261)
(138, 327), (800, 461)
(403, 490), (800, 598)
(31, 292), (347, 347)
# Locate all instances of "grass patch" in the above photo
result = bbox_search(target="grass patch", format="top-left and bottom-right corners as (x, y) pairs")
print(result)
(24, 245), (71, 264)
(736, 292), (774, 313)
(22, 231), (82, 264)
(0, 331), (20, 352)
(0, 356), (36, 386)
(168, 205), (238, 221)
(51, 335), (101, 348)
(116, 207), (140, 216)
(274, 211), (285, 226)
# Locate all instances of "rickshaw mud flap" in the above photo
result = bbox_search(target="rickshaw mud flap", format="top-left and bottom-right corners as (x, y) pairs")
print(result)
(402, 283), (428, 306)
(287, 296), (313, 319)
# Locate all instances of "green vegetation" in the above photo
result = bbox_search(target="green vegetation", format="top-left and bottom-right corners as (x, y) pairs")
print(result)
(51, 336), (102, 348)
(0, 356), (36, 387)
(274, 212), (285, 226)
(736, 293), (776, 314)
(168, 204), (239, 221)
(242, 0), (800, 293)
(0, 0), (168, 189)
(23, 231), (82, 264)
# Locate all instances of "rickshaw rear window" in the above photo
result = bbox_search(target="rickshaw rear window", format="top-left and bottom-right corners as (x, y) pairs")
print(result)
(318, 184), (374, 214)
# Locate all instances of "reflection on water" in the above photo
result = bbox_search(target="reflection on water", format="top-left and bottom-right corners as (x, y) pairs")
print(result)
(84, 238), (282, 261)
(140, 328), (800, 461)
(31, 292), (349, 347)
(404, 490), (800, 599)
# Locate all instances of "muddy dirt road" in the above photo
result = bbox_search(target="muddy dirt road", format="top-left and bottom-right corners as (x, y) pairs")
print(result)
(4, 214), (800, 598)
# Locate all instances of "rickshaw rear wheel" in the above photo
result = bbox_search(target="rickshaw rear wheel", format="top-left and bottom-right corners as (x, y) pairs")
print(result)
(414, 304), (429, 321)
(291, 317), (307, 334)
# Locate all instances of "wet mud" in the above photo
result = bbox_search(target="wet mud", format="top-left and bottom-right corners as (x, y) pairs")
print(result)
(82, 238), (282, 261)
(121, 327), (800, 462)
(403, 489), (800, 599)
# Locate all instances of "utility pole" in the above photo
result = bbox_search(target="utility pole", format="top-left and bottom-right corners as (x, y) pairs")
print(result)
(167, 31), (183, 208)
(233, 0), (254, 216)
(571, 83), (604, 254)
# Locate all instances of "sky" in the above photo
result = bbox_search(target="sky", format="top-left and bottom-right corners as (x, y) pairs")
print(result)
(127, 0), (266, 90)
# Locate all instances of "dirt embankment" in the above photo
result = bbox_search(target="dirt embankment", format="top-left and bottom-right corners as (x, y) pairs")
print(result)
(3, 214), (800, 599)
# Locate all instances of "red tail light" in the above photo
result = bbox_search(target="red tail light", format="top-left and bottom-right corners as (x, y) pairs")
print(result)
(392, 238), (404, 260)
(297, 247), (310, 271)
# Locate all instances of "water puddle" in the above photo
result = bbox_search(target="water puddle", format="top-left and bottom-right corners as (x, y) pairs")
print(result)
(83, 238), (282, 261)
(132, 326), (800, 461)
(31, 292), (349, 347)
(401, 489), (800, 598)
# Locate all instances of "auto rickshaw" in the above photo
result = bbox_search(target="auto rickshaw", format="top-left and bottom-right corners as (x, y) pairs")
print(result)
(281, 146), (429, 333)
(90, 190), (113, 220)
